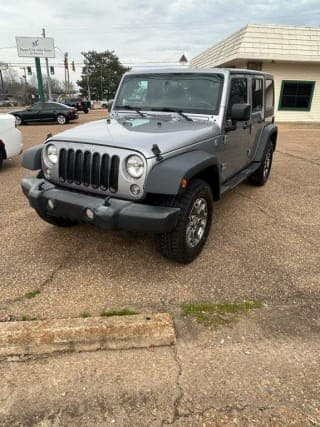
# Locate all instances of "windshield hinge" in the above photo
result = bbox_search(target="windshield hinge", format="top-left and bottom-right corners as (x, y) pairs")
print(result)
(152, 144), (163, 161)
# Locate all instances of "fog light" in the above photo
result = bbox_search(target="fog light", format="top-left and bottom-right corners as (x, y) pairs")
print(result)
(45, 168), (51, 178)
(47, 199), (54, 210)
(85, 208), (95, 220)
(130, 184), (141, 196)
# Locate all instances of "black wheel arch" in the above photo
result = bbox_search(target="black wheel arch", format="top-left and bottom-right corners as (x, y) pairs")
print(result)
(145, 150), (221, 201)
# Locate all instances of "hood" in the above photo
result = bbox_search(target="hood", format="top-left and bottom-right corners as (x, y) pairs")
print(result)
(50, 116), (221, 158)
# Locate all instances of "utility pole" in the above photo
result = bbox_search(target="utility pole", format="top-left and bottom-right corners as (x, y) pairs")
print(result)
(35, 57), (44, 101)
(64, 52), (69, 97)
(0, 62), (8, 96)
(42, 28), (52, 100)
(20, 66), (28, 105)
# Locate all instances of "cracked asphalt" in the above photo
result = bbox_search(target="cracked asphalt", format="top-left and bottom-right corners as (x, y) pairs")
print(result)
(0, 110), (319, 425)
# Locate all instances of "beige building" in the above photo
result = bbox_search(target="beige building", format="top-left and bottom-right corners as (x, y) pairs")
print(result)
(191, 24), (320, 122)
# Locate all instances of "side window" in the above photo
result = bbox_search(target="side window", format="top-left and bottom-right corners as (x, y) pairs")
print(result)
(227, 78), (247, 118)
(30, 103), (41, 111)
(265, 79), (274, 116)
(252, 78), (263, 113)
(43, 103), (54, 111)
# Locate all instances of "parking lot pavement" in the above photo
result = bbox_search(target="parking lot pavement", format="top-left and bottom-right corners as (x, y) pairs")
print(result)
(0, 112), (319, 425)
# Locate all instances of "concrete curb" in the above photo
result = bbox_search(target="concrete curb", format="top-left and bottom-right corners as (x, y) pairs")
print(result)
(0, 313), (176, 357)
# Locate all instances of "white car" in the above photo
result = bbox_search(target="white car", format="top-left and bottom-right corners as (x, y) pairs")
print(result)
(0, 113), (23, 169)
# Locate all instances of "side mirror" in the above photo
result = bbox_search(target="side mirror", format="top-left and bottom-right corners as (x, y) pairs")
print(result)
(107, 99), (114, 112)
(230, 103), (251, 122)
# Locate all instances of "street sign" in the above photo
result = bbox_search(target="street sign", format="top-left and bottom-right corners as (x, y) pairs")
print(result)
(0, 63), (8, 70)
(16, 36), (55, 58)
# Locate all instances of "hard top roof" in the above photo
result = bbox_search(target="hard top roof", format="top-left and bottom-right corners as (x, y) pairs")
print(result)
(125, 67), (273, 78)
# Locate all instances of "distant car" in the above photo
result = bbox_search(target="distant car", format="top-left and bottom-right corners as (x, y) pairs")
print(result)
(61, 98), (90, 113)
(0, 100), (12, 107)
(101, 99), (114, 110)
(11, 102), (79, 125)
(0, 113), (23, 169)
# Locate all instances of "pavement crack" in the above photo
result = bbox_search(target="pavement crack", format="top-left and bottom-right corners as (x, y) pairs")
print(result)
(234, 190), (317, 248)
(0, 257), (66, 313)
(161, 345), (184, 426)
(235, 191), (278, 222)
(277, 150), (320, 166)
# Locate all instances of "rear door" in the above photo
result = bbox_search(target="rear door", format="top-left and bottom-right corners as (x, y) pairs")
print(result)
(39, 103), (57, 121)
(222, 75), (251, 180)
(249, 76), (265, 157)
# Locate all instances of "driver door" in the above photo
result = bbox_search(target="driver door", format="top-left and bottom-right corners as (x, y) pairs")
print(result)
(24, 103), (42, 122)
(222, 76), (251, 181)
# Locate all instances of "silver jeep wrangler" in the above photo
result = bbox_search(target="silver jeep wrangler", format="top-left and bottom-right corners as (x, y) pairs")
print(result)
(21, 68), (277, 263)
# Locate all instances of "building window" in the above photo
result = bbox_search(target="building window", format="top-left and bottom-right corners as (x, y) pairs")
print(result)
(279, 81), (315, 111)
(252, 78), (263, 113)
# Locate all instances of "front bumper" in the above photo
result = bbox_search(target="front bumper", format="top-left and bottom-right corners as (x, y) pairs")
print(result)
(21, 176), (180, 233)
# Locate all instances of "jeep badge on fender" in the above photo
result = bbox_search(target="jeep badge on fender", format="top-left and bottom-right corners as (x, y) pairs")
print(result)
(21, 68), (277, 263)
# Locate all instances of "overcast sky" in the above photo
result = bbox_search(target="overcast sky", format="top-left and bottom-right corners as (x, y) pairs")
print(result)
(0, 0), (319, 85)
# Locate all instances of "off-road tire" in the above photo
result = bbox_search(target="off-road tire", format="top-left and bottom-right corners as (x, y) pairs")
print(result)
(248, 142), (274, 186)
(155, 179), (213, 263)
(35, 209), (78, 227)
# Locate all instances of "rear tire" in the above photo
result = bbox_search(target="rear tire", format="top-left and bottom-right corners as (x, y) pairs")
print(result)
(35, 209), (78, 227)
(57, 114), (67, 125)
(0, 157), (3, 169)
(248, 143), (274, 186)
(155, 179), (213, 263)
(15, 115), (22, 126)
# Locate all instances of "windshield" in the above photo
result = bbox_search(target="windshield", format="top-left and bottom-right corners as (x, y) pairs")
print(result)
(114, 73), (224, 115)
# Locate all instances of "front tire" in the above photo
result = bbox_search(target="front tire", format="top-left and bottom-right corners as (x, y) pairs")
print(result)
(155, 179), (213, 263)
(57, 114), (67, 125)
(35, 209), (78, 227)
(248, 143), (274, 186)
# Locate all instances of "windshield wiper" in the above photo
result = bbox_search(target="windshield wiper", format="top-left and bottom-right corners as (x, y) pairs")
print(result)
(152, 107), (193, 122)
(118, 105), (147, 117)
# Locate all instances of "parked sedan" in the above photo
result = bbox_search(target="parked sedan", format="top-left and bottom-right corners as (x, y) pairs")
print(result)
(11, 102), (79, 125)
(0, 113), (23, 169)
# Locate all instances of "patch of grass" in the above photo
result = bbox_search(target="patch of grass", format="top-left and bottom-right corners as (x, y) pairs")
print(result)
(182, 301), (263, 328)
(25, 289), (40, 299)
(21, 315), (36, 321)
(100, 308), (139, 317)
(80, 311), (91, 318)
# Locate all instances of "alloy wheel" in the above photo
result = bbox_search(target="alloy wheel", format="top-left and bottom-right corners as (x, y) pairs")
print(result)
(186, 197), (208, 248)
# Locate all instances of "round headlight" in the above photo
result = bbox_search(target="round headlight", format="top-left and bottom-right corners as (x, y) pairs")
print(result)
(47, 144), (58, 164)
(126, 155), (144, 179)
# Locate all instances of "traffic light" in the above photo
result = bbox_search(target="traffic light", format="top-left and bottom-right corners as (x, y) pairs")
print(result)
(27, 66), (32, 76)
(72, 61), (75, 72)
(50, 66), (55, 75)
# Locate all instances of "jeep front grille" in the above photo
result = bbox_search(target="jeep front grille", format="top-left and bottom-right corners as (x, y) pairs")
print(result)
(58, 148), (120, 192)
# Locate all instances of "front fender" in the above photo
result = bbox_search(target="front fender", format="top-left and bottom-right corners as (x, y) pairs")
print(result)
(145, 150), (219, 195)
(21, 144), (43, 170)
